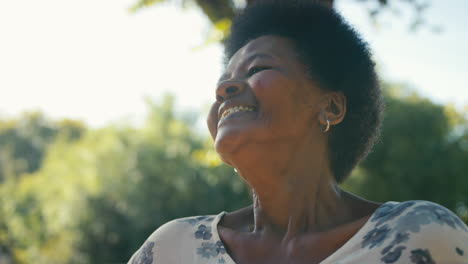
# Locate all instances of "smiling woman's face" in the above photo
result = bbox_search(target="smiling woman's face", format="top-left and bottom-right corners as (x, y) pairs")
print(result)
(207, 35), (326, 165)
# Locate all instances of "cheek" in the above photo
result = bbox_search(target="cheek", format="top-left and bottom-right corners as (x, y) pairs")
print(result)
(249, 71), (280, 97)
(207, 102), (220, 139)
(249, 71), (297, 118)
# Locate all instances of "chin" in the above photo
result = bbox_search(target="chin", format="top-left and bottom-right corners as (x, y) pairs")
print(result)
(214, 132), (241, 157)
(213, 125), (252, 164)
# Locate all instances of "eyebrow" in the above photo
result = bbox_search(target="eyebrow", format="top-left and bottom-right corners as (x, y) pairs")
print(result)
(218, 53), (275, 83)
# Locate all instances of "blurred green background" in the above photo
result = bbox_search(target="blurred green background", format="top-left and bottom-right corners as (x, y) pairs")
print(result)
(0, 0), (467, 263)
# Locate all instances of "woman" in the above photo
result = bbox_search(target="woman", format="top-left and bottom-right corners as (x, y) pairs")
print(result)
(129, 1), (468, 263)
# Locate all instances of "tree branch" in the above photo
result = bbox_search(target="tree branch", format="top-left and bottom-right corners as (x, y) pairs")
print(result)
(194, 0), (235, 22)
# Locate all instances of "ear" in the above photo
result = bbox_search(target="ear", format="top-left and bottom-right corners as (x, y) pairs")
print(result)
(318, 92), (346, 127)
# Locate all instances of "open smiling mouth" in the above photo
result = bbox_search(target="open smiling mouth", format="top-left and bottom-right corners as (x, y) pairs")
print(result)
(220, 106), (257, 123)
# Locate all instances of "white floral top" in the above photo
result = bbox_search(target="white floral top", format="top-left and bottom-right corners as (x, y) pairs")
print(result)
(128, 200), (468, 264)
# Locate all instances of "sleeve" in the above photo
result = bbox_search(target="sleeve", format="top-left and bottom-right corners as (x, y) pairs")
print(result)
(127, 220), (187, 264)
(406, 220), (468, 264)
(392, 201), (468, 264)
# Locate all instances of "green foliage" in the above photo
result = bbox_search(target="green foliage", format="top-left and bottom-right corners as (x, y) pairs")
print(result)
(129, 0), (169, 13)
(0, 112), (85, 182)
(0, 87), (466, 263)
(78, 96), (249, 263)
(0, 95), (249, 263)
(130, 0), (235, 24)
(0, 115), (87, 261)
(341, 83), (468, 221)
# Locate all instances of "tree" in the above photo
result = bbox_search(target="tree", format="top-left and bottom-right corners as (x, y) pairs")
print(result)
(0, 96), (250, 264)
(341, 83), (468, 222)
(1, 88), (466, 263)
(78, 96), (250, 263)
(130, 0), (436, 32)
(0, 112), (85, 182)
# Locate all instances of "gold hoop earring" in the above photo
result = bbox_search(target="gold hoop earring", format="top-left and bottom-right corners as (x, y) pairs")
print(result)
(322, 119), (330, 133)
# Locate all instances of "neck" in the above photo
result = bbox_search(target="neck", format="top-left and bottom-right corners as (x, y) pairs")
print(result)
(230, 136), (353, 239)
(250, 167), (349, 239)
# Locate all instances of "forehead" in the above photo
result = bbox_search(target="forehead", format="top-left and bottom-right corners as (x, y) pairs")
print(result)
(226, 35), (299, 69)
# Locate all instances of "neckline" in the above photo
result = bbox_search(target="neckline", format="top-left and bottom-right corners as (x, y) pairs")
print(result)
(211, 211), (236, 264)
(210, 202), (394, 264)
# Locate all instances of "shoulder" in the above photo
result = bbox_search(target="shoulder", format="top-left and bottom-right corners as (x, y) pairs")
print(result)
(128, 214), (219, 264)
(370, 200), (468, 233)
(361, 200), (468, 263)
(150, 215), (218, 241)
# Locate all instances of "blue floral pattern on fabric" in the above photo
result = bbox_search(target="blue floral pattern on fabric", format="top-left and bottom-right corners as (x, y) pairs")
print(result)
(381, 232), (410, 258)
(381, 246), (406, 263)
(195, 224), (213, 240)
(362, 225), (391, 249)
(410, 248), (435, 264)
(177, 215), (215, 226)
(362, 201), (468, 263)
(389, 202), (468, 236)
(129, 201), (468, 264)
(187, 216), (227, 262)
(131, 241), (154, 264)
(403, 203), (468, 232)
(196, 240), (227, 259)
(371, 201), (415, 227)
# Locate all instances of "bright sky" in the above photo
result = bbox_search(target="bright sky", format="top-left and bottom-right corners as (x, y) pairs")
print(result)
(0, 0), (467, 127)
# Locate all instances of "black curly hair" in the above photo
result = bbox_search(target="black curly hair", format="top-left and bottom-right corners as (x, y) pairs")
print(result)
(223, 0), (384, 182)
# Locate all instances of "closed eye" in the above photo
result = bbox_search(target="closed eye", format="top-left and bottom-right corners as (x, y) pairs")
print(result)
(247, 66), (271, 77)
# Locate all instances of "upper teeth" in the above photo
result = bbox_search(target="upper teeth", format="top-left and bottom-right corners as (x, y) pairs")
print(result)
(221, 106), (255, 120)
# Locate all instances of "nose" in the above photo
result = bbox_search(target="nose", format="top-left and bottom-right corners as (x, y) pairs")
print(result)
(216, 80), (245, 102)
